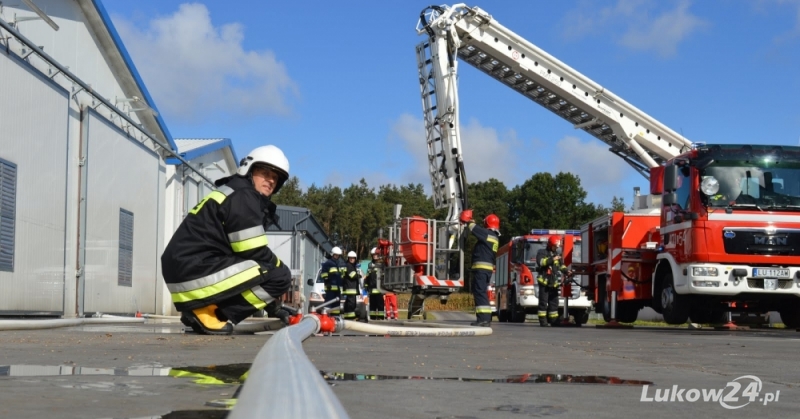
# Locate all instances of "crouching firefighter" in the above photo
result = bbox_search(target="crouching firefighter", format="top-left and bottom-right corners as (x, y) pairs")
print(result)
(536, 236), (568, 327)
(341, 251), (362, 320)
(460, 210), (500, 327)
(161, 145), (293, 335)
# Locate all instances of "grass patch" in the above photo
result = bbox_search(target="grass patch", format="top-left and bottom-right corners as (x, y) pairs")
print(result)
(395, 293), (474, 311)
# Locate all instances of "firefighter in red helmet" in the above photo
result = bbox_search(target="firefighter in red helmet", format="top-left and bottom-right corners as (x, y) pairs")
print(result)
(459, 210), (500, 327)
(536, 235), (569, 327)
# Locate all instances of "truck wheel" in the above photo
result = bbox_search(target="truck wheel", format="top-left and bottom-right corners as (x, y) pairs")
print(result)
(509, 291), (525, 323)
(616, 302), (639, 323)
(661, 272), (689, 324)
(498, 309), (509, 322)
(571, 309), (589, 326)
(778, 303), (800, 329)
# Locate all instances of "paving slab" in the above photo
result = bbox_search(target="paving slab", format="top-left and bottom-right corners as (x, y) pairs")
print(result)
(0, 314), (798, 418)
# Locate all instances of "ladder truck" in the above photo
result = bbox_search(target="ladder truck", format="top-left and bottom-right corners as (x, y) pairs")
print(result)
(415, 4), (800, 327)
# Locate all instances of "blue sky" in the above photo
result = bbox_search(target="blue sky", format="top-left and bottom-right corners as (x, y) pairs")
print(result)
(104, 0), (800, 206)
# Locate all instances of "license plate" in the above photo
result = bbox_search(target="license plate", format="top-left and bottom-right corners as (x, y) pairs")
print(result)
(764, 278), (778, 290)
(752, 268), (790, 279)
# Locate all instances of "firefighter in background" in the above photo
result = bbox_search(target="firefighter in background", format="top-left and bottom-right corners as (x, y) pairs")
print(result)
(321, 247), (343, 316)
(365, 247), (385, 320)
(384, 293), (398, 320)
(459, 210), (500, 327)
(161, 145), (293, 335)
(341, 251), (362, 320)
(536, 236), (569, 327)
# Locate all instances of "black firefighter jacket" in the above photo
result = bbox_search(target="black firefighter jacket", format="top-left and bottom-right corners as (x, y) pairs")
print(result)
(161, 175), (279, 312)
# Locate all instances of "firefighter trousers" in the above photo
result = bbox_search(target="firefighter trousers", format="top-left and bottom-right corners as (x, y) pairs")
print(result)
(472, 269), (493, 323)
(369, 292), (385, 319)
(214, 261), (292, 324)
(325, 286), (341, 316)
(537, 285), (560, 325)
(342, 292), (358, 320)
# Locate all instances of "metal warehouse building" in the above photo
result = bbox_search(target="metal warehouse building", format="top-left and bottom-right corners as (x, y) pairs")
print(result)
(0, 0), (196, 317)
(0, 1), (332, 317)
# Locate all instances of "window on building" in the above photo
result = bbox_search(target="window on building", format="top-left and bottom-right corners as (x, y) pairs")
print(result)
(0, 158), (17, 272)
(118, 209), (134, 286)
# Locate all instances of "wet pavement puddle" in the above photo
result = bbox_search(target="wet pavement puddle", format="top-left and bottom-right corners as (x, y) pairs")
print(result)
(321, 371), (652, 385)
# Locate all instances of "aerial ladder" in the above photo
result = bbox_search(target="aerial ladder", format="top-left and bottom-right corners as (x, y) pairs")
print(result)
(415, 4), (693, 179)
(407, 4), (693, 323)
(386, 4), (696, 320)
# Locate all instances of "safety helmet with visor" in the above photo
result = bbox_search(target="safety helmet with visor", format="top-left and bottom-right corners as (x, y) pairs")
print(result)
(237, 145), (290, 194)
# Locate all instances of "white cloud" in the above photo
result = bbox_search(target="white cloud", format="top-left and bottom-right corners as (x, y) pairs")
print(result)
(112, 3), (299, 122)
(554, 136), (630, 201)
(389, 113), (526, 188)
(619, 1), (708, 57)
(562, 0), (707, 58)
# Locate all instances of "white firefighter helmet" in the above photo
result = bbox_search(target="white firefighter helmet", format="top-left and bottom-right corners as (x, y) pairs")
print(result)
(347, 251), (357, 258)
(370, 247), (377, 255)
(331, 246), (343, 256)
(237, 145), (290, 193)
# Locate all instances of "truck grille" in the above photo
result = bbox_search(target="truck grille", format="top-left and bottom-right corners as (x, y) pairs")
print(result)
(722, 229), (800, 256)
(746, 279), (794, 290)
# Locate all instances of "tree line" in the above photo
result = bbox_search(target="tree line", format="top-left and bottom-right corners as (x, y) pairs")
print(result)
(273, 172), (626, 259)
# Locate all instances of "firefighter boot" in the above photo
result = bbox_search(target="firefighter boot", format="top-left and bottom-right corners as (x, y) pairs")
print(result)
(181, 304), (234, 335)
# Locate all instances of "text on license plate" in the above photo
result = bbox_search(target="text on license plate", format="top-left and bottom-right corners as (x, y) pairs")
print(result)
(752, 268), (790, 278)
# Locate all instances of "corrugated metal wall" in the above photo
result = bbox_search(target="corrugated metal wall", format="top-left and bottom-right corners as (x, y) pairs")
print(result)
(82, 111), (160, 314)
(0, 52), (69, 313)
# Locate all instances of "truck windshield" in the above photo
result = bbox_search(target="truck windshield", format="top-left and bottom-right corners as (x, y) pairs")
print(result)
(524, 242), (545, 264)
(701, 161), (800, 209)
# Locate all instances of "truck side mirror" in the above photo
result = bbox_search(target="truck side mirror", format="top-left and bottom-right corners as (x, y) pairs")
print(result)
(307, 278), (314, 286)
(663, 165), (678, 192)
(663, 192), (677, 206)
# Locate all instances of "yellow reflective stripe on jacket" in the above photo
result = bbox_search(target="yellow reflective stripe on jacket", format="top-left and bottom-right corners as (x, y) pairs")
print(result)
(321, 272), (329, 278)
(228, 226), (268, 253)
(329, 267), (339, 273)
(471, 261), (494, 270)
(171, 265), (262, 304)
(370, 289), (381, 294)
(241, 289), (267, 310)
(188, 190), (227, 215)
(342, 289), (358, 295)
(167, 260), (259, 293)
(348, 271), (357, 278)
(231, 235), (269, 253)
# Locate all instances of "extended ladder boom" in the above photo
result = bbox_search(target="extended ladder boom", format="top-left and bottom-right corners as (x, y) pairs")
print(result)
(417, 4), (693, 179)
(417, 6), (469, 222)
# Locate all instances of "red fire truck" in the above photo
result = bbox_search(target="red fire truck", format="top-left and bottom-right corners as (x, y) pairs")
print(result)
(576, 145), (800, 327)
(495, 230), (591, 325)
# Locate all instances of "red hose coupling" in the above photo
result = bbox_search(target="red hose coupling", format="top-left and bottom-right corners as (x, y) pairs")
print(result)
(315, 313), (338, 334)
(288, 313), (304, 326)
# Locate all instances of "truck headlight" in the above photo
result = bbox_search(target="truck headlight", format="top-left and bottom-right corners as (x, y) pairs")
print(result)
(692, 267), (719, 277)
(523, 289), (535, 296)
